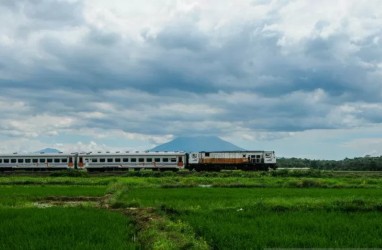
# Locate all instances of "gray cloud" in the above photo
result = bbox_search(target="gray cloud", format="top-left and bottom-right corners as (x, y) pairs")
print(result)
(1, 0), (382, 147)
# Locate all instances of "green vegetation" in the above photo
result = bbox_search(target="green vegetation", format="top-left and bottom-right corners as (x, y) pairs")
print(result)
(0, 175), (116, 186)
(115, 187), (382, 249)
(182, 210), (382, 249)
(115, 187), (382, 211)
(0, 181), (138, 249)
(0, 208), (137, 250)
(0, 185), (107, 208)
(1, 171), (382, 249)
(278, 156), (382, 171)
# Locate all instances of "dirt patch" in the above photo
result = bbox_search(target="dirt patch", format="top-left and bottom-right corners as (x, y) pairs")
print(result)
(119, 207), (209, 250)
(41, 196), (102, 202)
(121, 207), (159, 231)
(34, 195), (111, 208)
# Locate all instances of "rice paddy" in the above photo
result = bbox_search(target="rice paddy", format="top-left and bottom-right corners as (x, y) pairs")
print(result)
(1, 170), (382, 249)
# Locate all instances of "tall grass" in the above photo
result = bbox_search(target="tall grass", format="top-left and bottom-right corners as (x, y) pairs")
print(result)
(2, 173), (382, 249)
(0, 207), (137, 249)
(0, 176), (117, 186)
(0, 185), (107, 208)
(117, 187), (382, 211)
(116, 187), (382, 248)
(181, 209), (382, 249)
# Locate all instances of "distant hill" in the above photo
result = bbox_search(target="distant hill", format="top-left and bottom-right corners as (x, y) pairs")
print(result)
(150, 136), (244, 152)
(35, 148), (61, 154)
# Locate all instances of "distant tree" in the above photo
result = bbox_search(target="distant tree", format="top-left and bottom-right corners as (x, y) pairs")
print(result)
(277, 156), (382, 171)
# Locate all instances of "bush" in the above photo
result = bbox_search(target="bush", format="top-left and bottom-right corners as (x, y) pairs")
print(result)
(49, 170), (89, 177)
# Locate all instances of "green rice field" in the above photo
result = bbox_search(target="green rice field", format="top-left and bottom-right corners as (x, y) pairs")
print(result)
(0, 170), (382, 249)
(0, 208), (137, 250)
(118, 187), (382, 249)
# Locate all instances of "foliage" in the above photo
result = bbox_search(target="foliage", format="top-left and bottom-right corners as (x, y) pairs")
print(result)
(0, 208), (137, 250)
(181, 210), (382, 249)
(2, 173), (382, 249)
(277, 156), (382, 171)
(0, 185), (107, 208)
(0, 176), (117, 186)
(49, 170), (90, 177)
(118, 187), (382, 248)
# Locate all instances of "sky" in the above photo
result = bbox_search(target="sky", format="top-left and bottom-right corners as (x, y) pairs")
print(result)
(0, 0), (382, 159)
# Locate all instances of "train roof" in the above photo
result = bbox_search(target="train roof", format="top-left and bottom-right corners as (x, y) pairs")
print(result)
(197, 150), (274, 153)
(0, 152), (67, 157)
(0, 151), (186, 157)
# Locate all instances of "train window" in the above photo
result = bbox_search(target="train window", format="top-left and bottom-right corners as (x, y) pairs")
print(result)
(92, 158), (98, 163)
(154, 158), (160, 162)
(62, 158), (67, 163)
(47, 159), (53, 163)
(11, 159), (16, 163)
(205, 152), (210, 157)
(25, 159), (31, 163)
(107, 158), (113, 163)
(138, 158), (144, 163)
(146, 158), (152, 162)
(32, 159), (38, 163)
(18, 159), (23, 163)
(170, 158), (176, 162)
(122, 158), (129, 162)
(115, 158), (121, 163)
(162, 158), (169, 162)
(243, 154), (246, 158)
(39, 159), (45, 163)
(4, 159), (9, 163)
(257, 155), (261, 158)
(131, 158), (136, 162)
(100, 158), (106, 163)
(0, 159), (2, 163)
(54, 159), (60, 163)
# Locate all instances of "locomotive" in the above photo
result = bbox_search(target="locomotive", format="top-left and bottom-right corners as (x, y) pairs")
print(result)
(0, 150), (276, 171)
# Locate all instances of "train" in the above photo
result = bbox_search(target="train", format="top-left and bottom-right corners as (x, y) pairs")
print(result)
(0, 150), (277, 171)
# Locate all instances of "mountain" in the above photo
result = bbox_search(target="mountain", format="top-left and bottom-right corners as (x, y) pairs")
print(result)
(150, 136), (244, 152)
(35, 148), (61, 154)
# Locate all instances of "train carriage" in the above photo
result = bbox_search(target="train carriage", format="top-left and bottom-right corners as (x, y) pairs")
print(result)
(80, 151), (186, 171)
(0, 153), (71, 171)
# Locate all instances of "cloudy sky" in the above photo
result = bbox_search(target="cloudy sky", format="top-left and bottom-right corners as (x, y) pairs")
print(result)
(1, 0), (382, 159)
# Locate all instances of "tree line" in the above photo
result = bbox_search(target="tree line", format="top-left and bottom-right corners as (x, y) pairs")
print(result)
(276, 156), (382, 171)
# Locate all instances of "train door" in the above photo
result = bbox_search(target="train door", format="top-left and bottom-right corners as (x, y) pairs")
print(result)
(78, 156), (84, 168)
(177, 156), (184, 167)
(68, 156), (74, 168)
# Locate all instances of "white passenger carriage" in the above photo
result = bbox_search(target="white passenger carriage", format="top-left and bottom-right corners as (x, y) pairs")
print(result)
(0, 151), (187, 171)
(79, 151), (186, 171)
(0, 152), (73, 170)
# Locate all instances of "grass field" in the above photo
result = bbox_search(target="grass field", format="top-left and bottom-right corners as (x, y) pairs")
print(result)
(1, 170), (382, 249)
(0, 185), (107, 208)
(0, 181), (138, 249)
(117, 186), (382, 248)
(119, 187), (382, 210)
(181, 210), (382, 249)
(0, 208), (137, 250)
